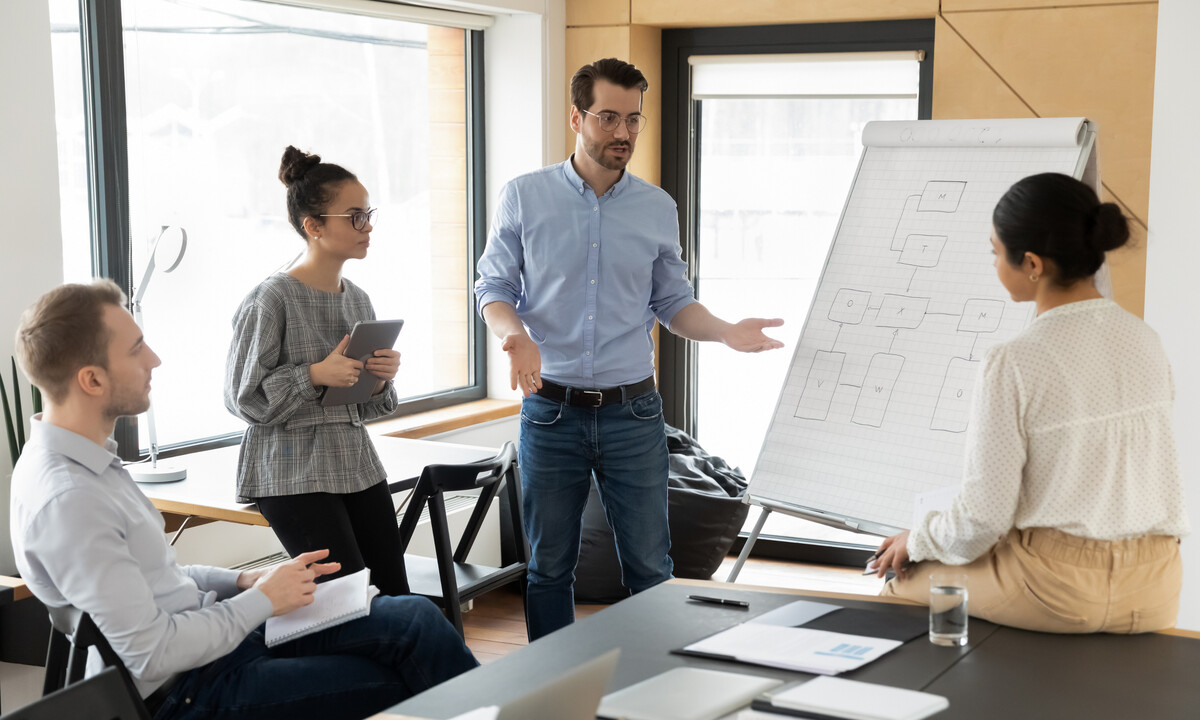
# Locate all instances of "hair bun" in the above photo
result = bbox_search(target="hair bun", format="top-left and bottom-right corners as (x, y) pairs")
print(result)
(278, 145), (322, 186)
(1088, 202), (1130, 254)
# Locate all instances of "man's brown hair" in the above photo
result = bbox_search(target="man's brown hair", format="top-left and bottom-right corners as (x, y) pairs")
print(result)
(15, 280), (128, 403)
(570, 58), (648, 112)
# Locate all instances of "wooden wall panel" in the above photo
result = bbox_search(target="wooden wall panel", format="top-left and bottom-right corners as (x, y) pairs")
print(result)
(629, 24), (662, 185)
(631, 0), (936, 27)
(945, 0), (1137, 10)
(566, 0), (630, 27)
(931, 16), (1035, 121)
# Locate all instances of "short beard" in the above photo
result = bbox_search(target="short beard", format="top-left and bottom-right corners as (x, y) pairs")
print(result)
(583, 137), (632, 172)
(104, 395), (151, 421)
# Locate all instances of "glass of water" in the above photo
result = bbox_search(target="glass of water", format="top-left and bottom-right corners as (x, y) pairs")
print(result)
(929, 570), (968, 646)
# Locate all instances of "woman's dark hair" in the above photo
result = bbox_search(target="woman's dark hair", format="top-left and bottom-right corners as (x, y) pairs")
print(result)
(278, 146), (356, 240)
(992, 172), (1129, 286)
(570, 58), (648, 112)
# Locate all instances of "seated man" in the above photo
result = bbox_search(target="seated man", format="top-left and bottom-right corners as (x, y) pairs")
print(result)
(10, 280), (477, 720)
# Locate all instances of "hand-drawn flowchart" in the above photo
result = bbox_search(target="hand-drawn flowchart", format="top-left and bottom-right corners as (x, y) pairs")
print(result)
(793, 180), (1005, 433)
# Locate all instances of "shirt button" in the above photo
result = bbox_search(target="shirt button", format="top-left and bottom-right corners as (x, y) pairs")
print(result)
(593, 206), (598, 212)
(590, 279), (596, 284)
(586, 351), (591, 356)
(588, 315), (594, 320)
(592, 243), (597, 247)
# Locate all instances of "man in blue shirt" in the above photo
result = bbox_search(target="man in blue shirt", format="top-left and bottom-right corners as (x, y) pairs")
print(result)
(11, 280), (476, 719)
(475, 58), (783, 640)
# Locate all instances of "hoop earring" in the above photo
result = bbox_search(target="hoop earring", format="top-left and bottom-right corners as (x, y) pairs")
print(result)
(1029, 274), (1039, 282)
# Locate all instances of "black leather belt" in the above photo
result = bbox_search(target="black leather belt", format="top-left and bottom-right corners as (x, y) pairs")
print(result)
(535, 376), (656, 408)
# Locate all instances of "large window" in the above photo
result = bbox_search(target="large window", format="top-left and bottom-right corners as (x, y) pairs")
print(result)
(661, 22), (934, 558)
(49, 0), (487, 457)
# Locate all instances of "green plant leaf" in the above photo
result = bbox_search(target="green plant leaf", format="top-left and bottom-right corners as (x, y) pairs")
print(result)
(12, 358), (24, 449)
(0, 371), (16, 464)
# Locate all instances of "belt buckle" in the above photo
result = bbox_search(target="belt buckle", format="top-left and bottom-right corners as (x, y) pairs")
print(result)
(578, 390), (603, 408)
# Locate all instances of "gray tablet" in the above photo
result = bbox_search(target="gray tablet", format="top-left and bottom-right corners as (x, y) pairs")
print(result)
(320, 319), (404, 407)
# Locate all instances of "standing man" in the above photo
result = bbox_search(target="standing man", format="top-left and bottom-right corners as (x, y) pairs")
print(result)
(11, 280), (476, 720)
(475, 58), (783, 640)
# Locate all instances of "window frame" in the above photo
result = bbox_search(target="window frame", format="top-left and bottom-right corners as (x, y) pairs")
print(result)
(658, 20), (935, 565)
(73, 0), (488, 461)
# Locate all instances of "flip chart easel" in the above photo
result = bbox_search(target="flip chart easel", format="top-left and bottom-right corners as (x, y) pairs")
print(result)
(727, 117), (1098, 582)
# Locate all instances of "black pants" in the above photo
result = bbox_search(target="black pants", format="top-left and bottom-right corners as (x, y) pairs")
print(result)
(255, 480), (410, 596)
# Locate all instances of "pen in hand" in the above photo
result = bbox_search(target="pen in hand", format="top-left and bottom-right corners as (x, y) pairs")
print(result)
(688, 594), (750, 609)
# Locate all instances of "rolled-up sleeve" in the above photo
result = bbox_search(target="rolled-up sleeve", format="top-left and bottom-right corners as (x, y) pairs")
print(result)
(474, 181), (524, 315)
(224, 287), (319, 426)
(908, 345), (1026, 565)
(652, 202), (697, 328)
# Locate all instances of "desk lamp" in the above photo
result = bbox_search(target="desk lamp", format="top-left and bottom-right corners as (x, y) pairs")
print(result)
(128, 226), (188, 483)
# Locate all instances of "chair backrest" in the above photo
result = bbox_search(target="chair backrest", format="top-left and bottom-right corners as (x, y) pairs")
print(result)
(42, 607), (152, 720)
(6, 667), (145, 720)
(398, 441), (521, 564)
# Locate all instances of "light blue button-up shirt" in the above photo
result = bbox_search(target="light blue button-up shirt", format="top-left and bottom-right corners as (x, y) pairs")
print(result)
(10, 419), (274, 697)
(475, 158), (697, 387)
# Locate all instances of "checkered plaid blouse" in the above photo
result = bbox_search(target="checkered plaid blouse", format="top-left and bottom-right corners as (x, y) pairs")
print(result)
(224, 273), (397, 502)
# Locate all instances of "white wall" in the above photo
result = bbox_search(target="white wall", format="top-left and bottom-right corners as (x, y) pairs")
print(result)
(0, 1), (67, 575)
(1145, 0), (1200, 631)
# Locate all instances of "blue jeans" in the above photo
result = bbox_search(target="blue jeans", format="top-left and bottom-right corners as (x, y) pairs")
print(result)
(155, 596), (477, 720)
(519, 388), (673, 641)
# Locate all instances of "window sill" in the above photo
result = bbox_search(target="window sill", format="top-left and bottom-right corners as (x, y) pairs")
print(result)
(368, 398), (520, 439)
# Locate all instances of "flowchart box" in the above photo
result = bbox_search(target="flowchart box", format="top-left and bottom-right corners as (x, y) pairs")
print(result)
(931, 357), (978, 433)
(918, 181), (967, 212)
(957, 299), (1005, 333)
(898, 234), (947, 268)
(874, 294), (930, 329)
(828, 289), (871, 325)
(852, 353), (905, 428)
(795, 350), (846, 421)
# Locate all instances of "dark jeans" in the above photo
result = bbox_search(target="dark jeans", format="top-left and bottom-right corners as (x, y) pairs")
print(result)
(256, 480), (409, 595)
(154, 596), (477, 720)
(518, 388), (673, 641)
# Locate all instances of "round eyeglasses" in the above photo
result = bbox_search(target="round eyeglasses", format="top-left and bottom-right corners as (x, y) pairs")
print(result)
(319, 207), (377, 231)
(580, 109), (648, 135)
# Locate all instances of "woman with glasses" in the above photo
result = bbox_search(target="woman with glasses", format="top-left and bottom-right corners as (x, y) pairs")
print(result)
(871, 173), (1188, 633)
(224, 146), (409, 595)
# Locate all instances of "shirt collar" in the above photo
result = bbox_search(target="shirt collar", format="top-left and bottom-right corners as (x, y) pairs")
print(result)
(28, 416), (121, 475)
(561, 155), (631, 199)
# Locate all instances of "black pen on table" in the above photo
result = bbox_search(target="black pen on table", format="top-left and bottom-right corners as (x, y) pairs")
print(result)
(688, 594), (750, 609)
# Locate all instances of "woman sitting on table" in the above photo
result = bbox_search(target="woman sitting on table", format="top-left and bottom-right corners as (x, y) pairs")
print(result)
(225, 146), (409, 595)
(872, 172), (1189, 633)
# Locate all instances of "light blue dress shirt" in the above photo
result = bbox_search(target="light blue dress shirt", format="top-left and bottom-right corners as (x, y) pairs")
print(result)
(474, 158), (697, 388)
(10, 419), (274, 697)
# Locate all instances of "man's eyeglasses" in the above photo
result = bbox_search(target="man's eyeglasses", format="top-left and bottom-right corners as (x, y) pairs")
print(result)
(320, 208), (377, 231)
(580, 109), (647, 135)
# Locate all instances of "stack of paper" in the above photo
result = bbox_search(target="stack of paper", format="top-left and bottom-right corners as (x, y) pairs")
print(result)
(681, 624), (902, 675)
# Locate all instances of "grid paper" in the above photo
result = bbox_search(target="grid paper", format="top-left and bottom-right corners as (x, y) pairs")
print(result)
(748, 120), (1093, 532)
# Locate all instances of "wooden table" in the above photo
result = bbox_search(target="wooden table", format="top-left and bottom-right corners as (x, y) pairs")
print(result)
(137, 437), (497, 540)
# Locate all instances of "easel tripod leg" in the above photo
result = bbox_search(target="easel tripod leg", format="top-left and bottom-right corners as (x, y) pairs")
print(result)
(725, 507), (771, 583)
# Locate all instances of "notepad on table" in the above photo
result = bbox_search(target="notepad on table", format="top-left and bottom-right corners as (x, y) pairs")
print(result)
(752, 676), (948, 720)
(678, 623), (902, 676)
(264, 568), (379, 647)
(598, 667), (782, 720)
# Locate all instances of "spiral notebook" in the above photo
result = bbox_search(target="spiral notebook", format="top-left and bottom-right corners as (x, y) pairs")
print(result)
(264, 568), (379, 647)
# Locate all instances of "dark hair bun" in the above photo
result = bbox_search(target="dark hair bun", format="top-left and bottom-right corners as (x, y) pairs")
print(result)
(1089, 202), (1130, 254)
(278, 145), (322, 186)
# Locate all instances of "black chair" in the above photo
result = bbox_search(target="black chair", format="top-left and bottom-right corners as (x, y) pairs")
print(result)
(397, 441), (528, 637)
(41, 607), (152, 720)
(5, 667), (145, 720)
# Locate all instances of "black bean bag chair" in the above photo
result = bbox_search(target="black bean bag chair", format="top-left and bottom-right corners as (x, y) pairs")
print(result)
(573, 425), (749, 603)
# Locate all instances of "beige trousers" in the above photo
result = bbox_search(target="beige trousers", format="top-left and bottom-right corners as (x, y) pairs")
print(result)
(880, 527), (1182, 634)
